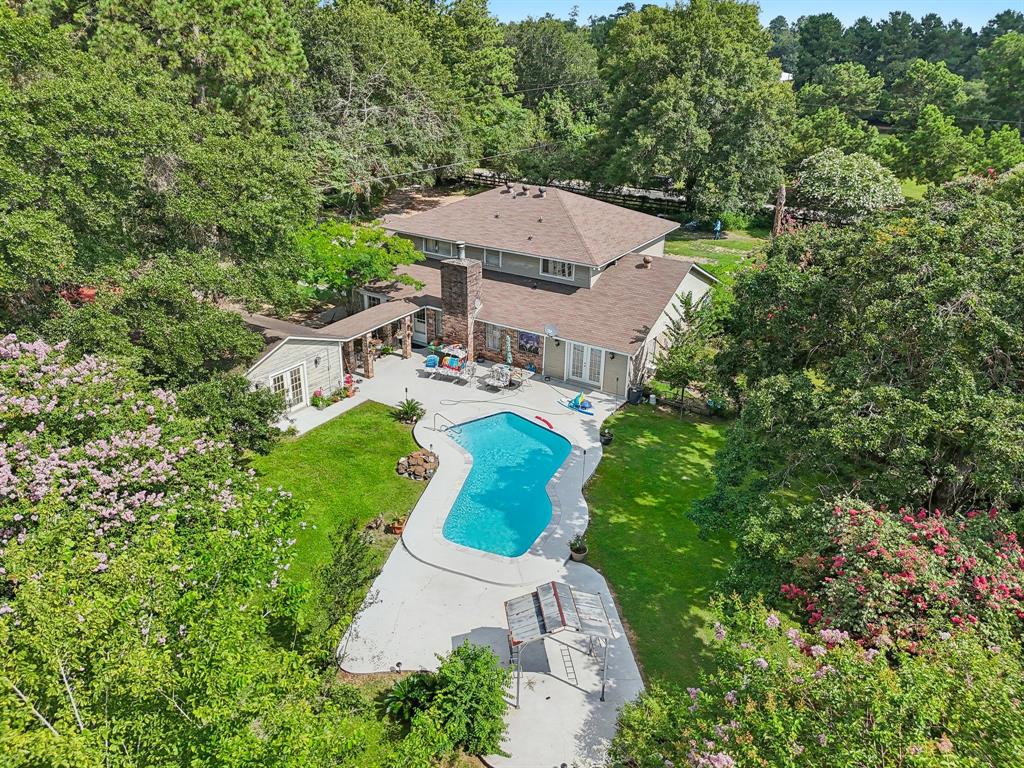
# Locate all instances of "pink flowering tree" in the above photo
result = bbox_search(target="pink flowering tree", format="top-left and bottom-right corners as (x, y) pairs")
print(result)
(0, 337), (388, 764)
(609, 598), (1024, 768)
(784, 500), (1024, 648)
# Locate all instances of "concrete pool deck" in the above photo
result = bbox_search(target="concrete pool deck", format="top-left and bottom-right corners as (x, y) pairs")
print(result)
(283, 352), (643, 766)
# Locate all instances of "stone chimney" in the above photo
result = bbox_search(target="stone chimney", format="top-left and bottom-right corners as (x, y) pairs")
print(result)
(440, 258), (482, 358)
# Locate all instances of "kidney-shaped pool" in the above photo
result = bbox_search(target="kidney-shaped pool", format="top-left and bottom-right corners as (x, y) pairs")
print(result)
(442, 411), (571, 557)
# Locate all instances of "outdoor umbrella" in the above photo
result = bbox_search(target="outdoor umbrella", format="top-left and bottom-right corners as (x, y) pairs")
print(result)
(505, 334), (513, 366)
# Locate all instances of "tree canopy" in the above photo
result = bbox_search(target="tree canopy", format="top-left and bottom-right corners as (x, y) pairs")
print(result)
(594, 0), (794, 214)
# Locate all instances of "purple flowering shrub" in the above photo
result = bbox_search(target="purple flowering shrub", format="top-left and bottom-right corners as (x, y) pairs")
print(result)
(785, 502), (1024, 649)
(609, 598), (1024, 768)
(0, 337), (382, 763)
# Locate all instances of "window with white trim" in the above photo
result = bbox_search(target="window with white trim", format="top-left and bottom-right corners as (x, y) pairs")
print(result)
(484, 323), (502, 351)
(540, 258), (574, 280)
(423, 238), (452, 257)
(363, 294), (382, 310)
(483, 248), (501, 267)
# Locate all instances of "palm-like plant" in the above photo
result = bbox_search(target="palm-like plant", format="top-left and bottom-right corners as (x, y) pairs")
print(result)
(393, 398), (425, 423)
(382, 673), (436, 725)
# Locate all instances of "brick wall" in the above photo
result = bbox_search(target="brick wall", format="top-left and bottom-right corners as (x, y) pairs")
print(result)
(474, 323), (544, 371)
(440, 258), (482, 358)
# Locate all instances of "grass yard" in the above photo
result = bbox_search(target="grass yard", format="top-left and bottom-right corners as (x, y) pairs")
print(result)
(901, 178), (928, 199)
(663, 225), (768, 281)
(585, 405), (734, 686)
(251, 401), (426, 586)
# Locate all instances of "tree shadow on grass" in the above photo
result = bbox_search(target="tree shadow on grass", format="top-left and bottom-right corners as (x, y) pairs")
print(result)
(585, 406), (735, 685)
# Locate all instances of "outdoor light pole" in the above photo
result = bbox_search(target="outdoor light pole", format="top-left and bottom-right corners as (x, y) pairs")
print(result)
(601, 639), (609, 702)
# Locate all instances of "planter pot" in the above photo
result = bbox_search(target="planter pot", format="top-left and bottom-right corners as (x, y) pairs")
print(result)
(626, 386), (643, 405)
(389, 522), (406, 535)
(570, 547), (588, 562)
(600, 432), (613, 446)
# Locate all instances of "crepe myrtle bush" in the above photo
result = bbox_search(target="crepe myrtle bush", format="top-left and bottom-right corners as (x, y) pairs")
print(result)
(0, 336), (395, 765)
(783, 501), (1024, 649)
(608, 597), (1024, 768)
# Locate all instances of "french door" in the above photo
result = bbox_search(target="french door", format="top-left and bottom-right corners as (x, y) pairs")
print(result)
(270, 365), (306, 409)
(412, 310), (427, 344)
(567, 342), (602, 387)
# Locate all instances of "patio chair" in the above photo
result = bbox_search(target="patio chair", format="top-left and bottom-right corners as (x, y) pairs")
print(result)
(481, 365), (511, 389)
(422, 354), (439, 377)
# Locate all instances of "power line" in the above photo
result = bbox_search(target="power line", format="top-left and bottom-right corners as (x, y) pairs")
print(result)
(502, 77), (604, 96)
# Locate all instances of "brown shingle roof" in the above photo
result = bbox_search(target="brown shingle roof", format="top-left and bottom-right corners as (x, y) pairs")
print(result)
(368, 254), (699, 354)
(242, 301), (421, 344)
(383, 186), (679, 268)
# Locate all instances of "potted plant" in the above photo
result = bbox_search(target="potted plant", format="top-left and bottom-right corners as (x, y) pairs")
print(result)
(388, 515), (407, 536)
(310, 388), (329, 409)
(599, 428), (613, 446)
(569, 532), (588, 562)
(393, 398), (425, 424)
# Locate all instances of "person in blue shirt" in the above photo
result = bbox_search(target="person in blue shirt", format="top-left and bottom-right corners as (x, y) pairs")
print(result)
(713, 219), (722, 240)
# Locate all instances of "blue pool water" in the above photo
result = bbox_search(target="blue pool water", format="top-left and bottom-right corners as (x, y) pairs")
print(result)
(442, 412), (572, 557)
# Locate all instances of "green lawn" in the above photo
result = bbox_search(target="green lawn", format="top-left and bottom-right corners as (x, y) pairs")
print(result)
(585, 406), (734, 686)
(901, 178), (928, 199)
(663, 225), (768, 281)
(251, 401), (426, 586)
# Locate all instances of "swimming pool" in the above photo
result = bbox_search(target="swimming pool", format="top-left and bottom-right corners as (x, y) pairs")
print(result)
(442, 412), (572, 557)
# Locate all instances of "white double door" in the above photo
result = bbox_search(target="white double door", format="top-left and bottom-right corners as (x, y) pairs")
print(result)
(567, 342), (602, 387)
(270, 365), (306, 409)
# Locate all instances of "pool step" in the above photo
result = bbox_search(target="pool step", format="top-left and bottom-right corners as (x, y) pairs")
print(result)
(559, 645), (578, 686)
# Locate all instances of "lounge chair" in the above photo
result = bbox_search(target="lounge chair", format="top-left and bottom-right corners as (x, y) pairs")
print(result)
(422, 354), (440, 377)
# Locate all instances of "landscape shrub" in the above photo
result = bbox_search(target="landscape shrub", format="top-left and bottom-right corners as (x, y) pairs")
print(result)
(609, 598), (1024, 768)
(784, 501), (1024, 649)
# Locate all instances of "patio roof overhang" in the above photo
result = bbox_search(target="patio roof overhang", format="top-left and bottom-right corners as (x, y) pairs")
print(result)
(504, 581), (614, 708)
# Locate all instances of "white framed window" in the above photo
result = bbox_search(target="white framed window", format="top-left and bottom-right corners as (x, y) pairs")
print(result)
(483, 248), (501, 268)
(424, 238), (452, 257)
(363, 294), (382, 310)
(484, 323), (502, 351)
(269, 365), (306, 409)
(541, 258), (575, 281)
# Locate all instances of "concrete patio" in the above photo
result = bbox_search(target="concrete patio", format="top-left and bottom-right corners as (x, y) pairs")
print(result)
(281, 351), (643, 767)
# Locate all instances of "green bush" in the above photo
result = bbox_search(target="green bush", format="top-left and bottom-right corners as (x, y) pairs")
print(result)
(609, 598), (1024, 768)
(177, 373), (285, 454)
(383, 641), (510, 760)
(383, 674), (437, 725)
(392, 398), (425, 424)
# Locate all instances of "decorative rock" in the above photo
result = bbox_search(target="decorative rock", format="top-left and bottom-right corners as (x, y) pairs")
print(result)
(396, 450), (438, 480)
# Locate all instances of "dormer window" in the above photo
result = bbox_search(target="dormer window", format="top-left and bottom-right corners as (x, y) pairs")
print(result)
(540, 258), (575, 281)
(424, 238), (452, 257)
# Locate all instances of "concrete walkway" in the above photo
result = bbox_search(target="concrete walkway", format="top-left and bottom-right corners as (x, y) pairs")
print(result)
(284, 352), (643, 766)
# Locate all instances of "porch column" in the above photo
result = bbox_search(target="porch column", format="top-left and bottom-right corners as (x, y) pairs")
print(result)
(402, 316), (413, 359)
(342, 340), (356, 375)
(363, 333), (374, 378)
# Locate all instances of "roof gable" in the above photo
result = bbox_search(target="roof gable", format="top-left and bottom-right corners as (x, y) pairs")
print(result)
(384, 186), (679, 267)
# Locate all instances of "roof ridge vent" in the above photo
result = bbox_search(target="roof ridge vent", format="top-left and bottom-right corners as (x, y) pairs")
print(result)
(521, 184), (530, 195)
(538, 186), (546, 197)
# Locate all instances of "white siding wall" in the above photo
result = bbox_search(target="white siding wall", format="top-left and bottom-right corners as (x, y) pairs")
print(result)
(644, 267), (716, 364)
(247, 339), (344, 407)
(636, 237), (666, 256)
